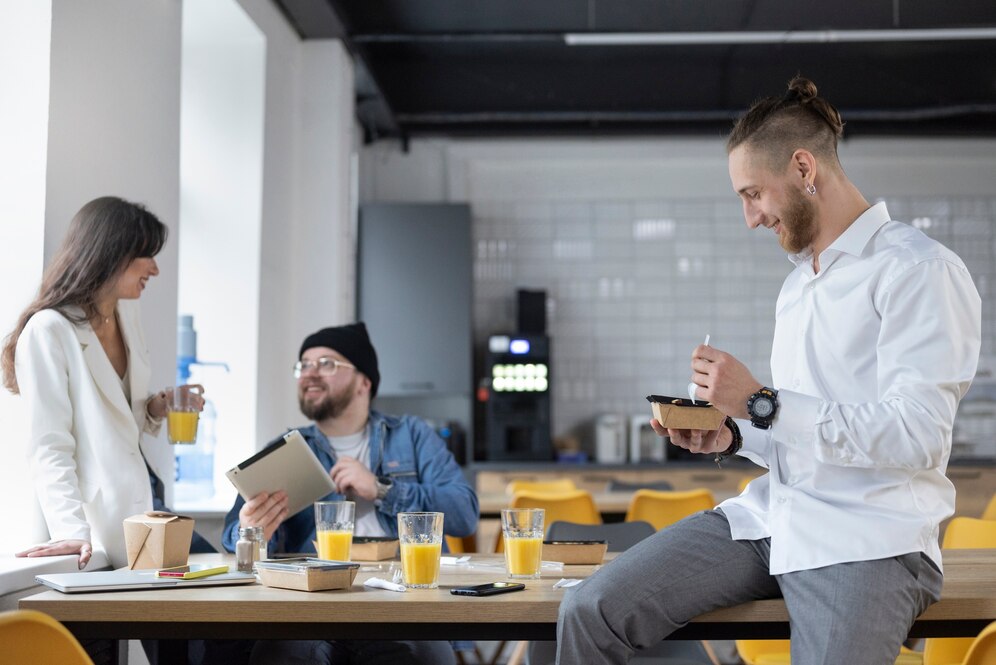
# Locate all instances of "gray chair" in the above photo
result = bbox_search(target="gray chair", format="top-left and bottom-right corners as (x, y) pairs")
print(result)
(546, 520), (655, 552)
(526, 521), (719, 665)
(606, 479), (674, 492)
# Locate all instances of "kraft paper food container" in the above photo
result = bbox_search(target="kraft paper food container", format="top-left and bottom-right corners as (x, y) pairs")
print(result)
(123, 511), (194, 570)
(350, 537), (399, 561)
(256, 559), (360, 592)
(647, 395), (726, 431)
(542, 540), (608, 565)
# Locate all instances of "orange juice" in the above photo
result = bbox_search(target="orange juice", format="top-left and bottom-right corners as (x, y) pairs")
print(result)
(401, 542), (441, 587)
(505, 536), (543, 577)
(316, 529), (353, 560)
(167, 410), (199, 444)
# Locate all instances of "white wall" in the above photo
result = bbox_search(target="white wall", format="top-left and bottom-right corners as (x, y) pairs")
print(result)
(0, 0), (52, 548)
(45, 0), (183, 487)
(236, 0), (358, 448)
(1, 0), (359, 546)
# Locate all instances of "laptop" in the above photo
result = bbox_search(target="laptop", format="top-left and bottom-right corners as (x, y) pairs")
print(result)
(35, 568), (257, 593)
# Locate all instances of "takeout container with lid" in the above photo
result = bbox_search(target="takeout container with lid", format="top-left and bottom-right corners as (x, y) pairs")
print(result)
(646, 395), (726, 431)
(542, 540), (608, 565)
(256, 559), (360, 592)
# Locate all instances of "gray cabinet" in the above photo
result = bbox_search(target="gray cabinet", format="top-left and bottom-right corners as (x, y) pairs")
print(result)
(357, 203), (472, 397)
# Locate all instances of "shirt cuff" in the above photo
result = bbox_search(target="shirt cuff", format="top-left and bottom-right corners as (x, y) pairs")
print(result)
(769, 389), (822, 449)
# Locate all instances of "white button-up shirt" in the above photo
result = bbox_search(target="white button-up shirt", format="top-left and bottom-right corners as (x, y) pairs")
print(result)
(721, 202), (982, 575)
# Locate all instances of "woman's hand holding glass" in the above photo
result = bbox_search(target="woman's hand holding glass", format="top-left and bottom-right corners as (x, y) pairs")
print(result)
(146, 384), (206, 420)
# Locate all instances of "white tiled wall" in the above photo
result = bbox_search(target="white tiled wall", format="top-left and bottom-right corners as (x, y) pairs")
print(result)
(360, 138), (996, 460)
(472, 195), (996, 459)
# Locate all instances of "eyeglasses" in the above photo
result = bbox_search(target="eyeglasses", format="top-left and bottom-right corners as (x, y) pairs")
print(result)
(293, 357), (356, 379)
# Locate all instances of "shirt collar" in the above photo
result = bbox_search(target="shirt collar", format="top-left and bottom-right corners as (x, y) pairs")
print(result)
(786, 201), (891, 268)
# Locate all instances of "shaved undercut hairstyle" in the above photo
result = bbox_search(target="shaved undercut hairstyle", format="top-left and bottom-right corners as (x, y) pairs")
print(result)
(727, 77), (845, 171)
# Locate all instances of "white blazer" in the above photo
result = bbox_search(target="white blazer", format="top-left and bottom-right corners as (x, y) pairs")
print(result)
(15, 300), (164, 568)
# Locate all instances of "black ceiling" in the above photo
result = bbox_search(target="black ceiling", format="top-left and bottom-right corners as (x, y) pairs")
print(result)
(274, 1), (996, 143)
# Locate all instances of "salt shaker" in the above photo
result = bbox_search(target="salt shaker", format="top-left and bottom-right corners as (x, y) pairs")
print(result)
(236, 525), (264, 573)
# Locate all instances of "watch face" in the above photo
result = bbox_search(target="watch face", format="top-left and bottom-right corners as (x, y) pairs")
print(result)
(753, 398), (774, 418)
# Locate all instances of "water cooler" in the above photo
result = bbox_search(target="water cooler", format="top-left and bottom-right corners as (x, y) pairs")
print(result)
(174, 315), (228, 500)
(485, 333), (552, 461)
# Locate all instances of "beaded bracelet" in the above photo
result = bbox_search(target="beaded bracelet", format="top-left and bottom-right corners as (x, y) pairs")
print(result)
(714, 416), (743, 467)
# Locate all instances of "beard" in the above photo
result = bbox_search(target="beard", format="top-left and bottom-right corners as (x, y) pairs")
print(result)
(298, 377), (356, 421)
(778, 186), (818, 254)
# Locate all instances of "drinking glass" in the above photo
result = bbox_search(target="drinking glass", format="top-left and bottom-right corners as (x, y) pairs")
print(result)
(167, 385), (204, 444)
(501, 508), (544, 579)
(398, 512), (444, 589)
(314, 501), (355, 561)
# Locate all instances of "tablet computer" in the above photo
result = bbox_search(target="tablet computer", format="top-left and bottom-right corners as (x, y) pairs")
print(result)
(225, 429), (337, 516)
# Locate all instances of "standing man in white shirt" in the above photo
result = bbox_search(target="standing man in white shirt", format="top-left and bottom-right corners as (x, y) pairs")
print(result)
(556, 77), (982, 665)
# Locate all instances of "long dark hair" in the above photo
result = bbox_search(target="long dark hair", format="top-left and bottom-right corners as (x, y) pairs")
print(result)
(2, 196), (167, 393)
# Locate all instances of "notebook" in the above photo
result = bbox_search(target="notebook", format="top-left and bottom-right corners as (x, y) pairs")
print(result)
(35, 568), (257, 593)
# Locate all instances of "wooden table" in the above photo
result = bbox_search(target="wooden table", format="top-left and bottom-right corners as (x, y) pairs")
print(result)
(20, 550), (996, 657)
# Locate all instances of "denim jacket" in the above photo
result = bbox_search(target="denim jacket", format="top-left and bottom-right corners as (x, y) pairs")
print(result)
(222, 410), (479, 554)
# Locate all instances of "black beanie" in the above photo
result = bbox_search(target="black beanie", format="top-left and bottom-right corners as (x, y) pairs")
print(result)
(299, 322), (380, 398)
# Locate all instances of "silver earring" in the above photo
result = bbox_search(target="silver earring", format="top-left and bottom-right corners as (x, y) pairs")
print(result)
(806, 182), (817, 195)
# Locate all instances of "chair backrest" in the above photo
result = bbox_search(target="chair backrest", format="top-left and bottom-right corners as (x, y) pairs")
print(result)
(445, 533), (477, 554)
(942, 516), (996, 549)
(497, 489), (602, 552)
(505, 478), (577, 496)
(547, 520), (655, 552)
(982, 492), (996, 521)
(963, 620), (996, 665)
(605, 479), (673, 492)
(0, 609), (95, 665)
(625, 488), (716, 531)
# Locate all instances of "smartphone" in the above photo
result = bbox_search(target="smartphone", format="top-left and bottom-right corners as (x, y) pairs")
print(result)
(450, 582), (526, 597)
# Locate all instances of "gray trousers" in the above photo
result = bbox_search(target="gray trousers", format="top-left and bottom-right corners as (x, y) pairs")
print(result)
(556, 510), (942, 665)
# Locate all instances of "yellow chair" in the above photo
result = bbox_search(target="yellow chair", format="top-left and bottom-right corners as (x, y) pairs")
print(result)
(505, 478), (576, 496)
(496, 489), (601, 552)
(0, 609), (95, 664)
(624, 488), (716, 531)
(445, 533), (477, 554)
(736, 641), (921, 664)
(919, 517), (996, 665)
(962, 620), (996, 665)
(736, 639), (792, 665)
(980, 493), (996, 520)
(738, 475), (754, 493)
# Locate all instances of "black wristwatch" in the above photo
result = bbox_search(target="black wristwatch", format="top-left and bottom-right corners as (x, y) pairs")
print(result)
(747, 387), (779, 430)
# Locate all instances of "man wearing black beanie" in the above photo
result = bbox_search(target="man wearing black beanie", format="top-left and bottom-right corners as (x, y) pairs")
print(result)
(220, 322), (478, 665)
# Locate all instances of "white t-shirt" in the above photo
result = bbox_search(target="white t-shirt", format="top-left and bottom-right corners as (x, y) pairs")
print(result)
(328, 425), (388, 537)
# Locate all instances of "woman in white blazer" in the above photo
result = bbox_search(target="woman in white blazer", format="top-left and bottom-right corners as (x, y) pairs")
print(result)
(2, 196), (199, 569)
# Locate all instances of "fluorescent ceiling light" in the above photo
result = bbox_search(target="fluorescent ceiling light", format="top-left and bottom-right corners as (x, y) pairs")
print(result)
(564, 28), (996, 46)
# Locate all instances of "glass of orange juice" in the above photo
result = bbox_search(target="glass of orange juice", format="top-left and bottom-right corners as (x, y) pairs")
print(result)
(398, 512), (444, 589)
(501, 508), (544, 579)
(167, 384), (203, 444)
(314, 501), (355, 561)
